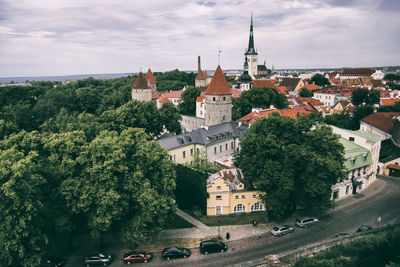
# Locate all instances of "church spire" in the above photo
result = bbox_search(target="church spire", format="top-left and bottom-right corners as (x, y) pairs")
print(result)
(245, 13), (257, 55)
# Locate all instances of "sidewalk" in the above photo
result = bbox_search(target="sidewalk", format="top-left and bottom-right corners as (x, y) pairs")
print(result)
(160, 177), (387, 243)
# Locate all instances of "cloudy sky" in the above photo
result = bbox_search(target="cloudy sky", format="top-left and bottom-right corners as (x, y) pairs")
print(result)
(0, 0), (399, 77)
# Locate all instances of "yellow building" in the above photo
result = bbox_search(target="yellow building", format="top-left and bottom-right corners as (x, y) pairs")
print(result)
(206, 168), (265, 216)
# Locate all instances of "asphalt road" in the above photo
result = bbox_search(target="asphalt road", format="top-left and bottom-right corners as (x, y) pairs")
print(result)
(75, 176), (400, 267)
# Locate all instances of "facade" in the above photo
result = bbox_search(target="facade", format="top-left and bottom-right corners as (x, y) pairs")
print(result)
(131, 72), (152, 102)
(331, 101), (355, 114)
(157, 122), (248, 164)
(331, 137), (373, 201)
(206, 168), (265, 216)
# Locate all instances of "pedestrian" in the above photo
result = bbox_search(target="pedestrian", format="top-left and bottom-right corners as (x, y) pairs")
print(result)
(252, 219), (257, 226)
(376, 216), (382, 226)
(226, 232), (230, 240)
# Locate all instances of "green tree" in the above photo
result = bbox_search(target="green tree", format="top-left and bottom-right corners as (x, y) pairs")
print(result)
(159, 102), (182, 134)
(61, 128), (176, 246)
(310, 74), (330, 87)
(235, 114), (344, 219)
(352, 88), (380, 106)
(188, 149), (218, 173)
(352, 105), (374, 129)
(324, 112), (357, 130)
(384, 73), (400, 81)
(174, 164), (208, 213)
(299, 88), (314, 97)
(178, 86), (201, 116)
(232, 87), (288, 120)
(378, 102), (400, 112)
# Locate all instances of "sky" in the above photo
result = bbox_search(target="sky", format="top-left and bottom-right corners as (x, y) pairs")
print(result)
(0, 0), (399, 77)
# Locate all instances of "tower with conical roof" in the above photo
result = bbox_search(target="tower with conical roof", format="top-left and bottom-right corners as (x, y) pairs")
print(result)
(245, 14), (258, 78)
(205, 66), (232, 126)
(238, 57), (252, 91)
(145, 68), (157, 92)
(131, 72), (152, 101)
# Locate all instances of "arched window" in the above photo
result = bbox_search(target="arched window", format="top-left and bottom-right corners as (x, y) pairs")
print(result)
(233, 203), (246, 213)
(251, 202), (264, 212)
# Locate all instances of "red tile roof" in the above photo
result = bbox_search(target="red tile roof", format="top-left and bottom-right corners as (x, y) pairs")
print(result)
(205, 66), (232, 95)
(162, 90), (183, 98)
(195, 70), (208, 80)
(381, 99), (400, 106)
(145, 68), (156, 84)
(361, 112), (400, 134)
(132, 72), (150, 89)
(237, 107), (311, 125)
(342, 68), (375, 77)
(196, 96), (204, 102)
(387, 164), (400, 170)
(159, 96), (170, 103)
(231, 89), (242, 98)
(276, 86), (288, 94)
(253, 79), (278, 89)
(297, 97), (323, 107)
(302, 84), (321, 91)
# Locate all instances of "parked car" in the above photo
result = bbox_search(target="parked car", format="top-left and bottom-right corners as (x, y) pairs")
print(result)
(199, 240), (227, 255)
(356, 225), (372, 232)
(296, 217), (319, 228)
(122, 251), (153, 264)
(162, 247), (191, 260)
(84, 253), (112, 266)
(271, 225), (294, 236)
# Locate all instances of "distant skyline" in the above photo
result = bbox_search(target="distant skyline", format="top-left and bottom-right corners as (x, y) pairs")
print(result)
(1, 0), (399, 78)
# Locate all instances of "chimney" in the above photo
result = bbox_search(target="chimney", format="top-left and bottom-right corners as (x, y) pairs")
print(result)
(198, 56), (201, 73)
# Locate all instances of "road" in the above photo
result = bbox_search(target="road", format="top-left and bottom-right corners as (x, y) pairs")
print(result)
(73, 176), (400, 267)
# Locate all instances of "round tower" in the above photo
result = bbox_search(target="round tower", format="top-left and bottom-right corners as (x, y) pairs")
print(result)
(205, 66), (232, 126)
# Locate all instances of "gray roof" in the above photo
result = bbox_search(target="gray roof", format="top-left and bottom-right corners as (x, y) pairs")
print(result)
(157, 122), (249, 150)
(207, 168), (244, 191)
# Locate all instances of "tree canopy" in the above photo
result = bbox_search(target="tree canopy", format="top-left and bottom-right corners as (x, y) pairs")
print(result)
(310, 74), (331, 87)
(235, 114), (344, 219)
(178, 86), (201, 116)
(232, 87), (288, 120)
(300, 88), (314, 97)
(352, 88), (380, 106)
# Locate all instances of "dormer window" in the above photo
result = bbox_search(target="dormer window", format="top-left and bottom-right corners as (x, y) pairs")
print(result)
(217, 186), (221, 190)
(349, 137), (355, 142)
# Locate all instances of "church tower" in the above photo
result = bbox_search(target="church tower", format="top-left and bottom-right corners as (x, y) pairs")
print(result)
(131, 72), (152, 102)
(245, 14), (258, 78)
(205, 66), (232, 126)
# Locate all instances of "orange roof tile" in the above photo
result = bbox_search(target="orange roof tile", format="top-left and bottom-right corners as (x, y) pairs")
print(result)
(237, 107), (311, 125)
(205, 66), (232, 95)
(132, 72), (150, 89)
(253, 79), (278, 89)
(277, 86), (288, 94)
(381, 99), (400, 106)
(145, 68), (156, 84)
(162, 90), (183, 98)
(159, 96), (170, 103)
(196, 96), (204, 102)
(302, 84), (321, 91)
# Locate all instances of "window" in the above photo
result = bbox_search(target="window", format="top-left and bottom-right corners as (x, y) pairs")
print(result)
(183, 151), (186, 159)
(235, 195), (239, 199)
(217, 186), (221, 190)
(216, 195), (222, 200)
(231, 142), (234, 149)
(213, 97), (216, 101)
(190, 148), (193, 155)
(349, 137), (355, 142)
(233, 203), (246, 213)
(216, 206), (222, 215)
(346, 185), (350, 195)
(332, 191), (339, 199)
(251, 202), (264, 212)
(241, 195), (246, 199)
(214, 147), (217, 155)
(220, 145), (222, 152)
(169, 156), (172, 161)
(253, 194), (257, 198)
(225, 144), (228, 150)
(197, 148), (200, 152)
(223, 96), (226, 101)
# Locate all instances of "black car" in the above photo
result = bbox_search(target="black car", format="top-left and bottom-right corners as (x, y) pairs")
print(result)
(200, 240), (227, 255)
(162, 247), (191, 260)
(84, 253), (112, 266)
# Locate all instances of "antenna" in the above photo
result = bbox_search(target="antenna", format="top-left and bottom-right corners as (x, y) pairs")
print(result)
(218, 47), (222, 66)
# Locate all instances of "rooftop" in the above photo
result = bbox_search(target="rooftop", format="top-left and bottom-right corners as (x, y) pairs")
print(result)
(205, 66), (232, 95)
(340, 138), (372, 171)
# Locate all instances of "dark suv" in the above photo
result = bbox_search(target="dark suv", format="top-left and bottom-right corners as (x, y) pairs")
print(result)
(200, 240), (227, 255)
(83, 253), (112, 266)
(162, 247), (191, 260)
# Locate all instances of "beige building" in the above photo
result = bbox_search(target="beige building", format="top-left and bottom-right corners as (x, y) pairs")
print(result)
(206, 168), (265, 216)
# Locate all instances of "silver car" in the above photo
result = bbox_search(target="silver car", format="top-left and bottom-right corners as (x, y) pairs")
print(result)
(296, 217), (319, 228)
(271, 224), (294, 236)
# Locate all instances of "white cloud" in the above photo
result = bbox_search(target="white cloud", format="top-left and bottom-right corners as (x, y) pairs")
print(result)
(0, 0), (399, 77)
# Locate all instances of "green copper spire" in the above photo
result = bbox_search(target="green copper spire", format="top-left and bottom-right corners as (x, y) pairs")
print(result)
(245, 14), (257, 55)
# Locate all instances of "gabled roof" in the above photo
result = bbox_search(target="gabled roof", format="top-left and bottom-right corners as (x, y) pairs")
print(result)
(296, 97), (323, 107)
(361, 112), (400, 134)
(159, 96), (170, 104)
(253, 79), (278, 89)
(132, 72), (150, 89)
(381, 98), (400, 106)
(237, 107), (311, 125)
(340, 138), (371, 171)
(279, 78), (302, 90)
(207, 168), (247, 190)
(342, 68), (375, 77)
(205, 66), (232, 95)
(145, 68), (156, 84)
(302, 84), (321, 91)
